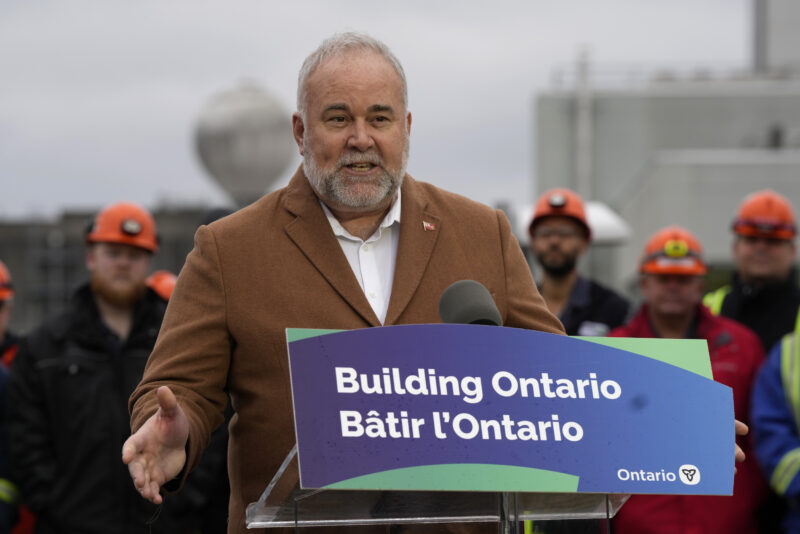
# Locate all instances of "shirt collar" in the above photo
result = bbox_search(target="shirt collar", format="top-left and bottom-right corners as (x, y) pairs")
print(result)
(320, 189), (402, 242)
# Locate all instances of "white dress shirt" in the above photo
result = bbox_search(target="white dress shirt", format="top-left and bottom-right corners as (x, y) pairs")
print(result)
(320, 191), (401, 325)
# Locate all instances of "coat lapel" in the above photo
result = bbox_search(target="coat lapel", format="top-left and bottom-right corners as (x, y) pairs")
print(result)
(282, 169), (381, 326)
(385, 176), (440, 325)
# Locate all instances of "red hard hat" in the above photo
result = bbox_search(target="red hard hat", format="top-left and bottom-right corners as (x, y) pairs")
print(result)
(147, 270), (177, 301)
(640, 226), (707, 276)
(732, 189), (796, 240)
(0, 260), (12, 301)
(86, 202), (158, 252)
(529, 188), (591, 240)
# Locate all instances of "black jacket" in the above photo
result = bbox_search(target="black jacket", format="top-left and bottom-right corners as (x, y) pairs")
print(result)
(720, 271), (800, 353)
(553, 276), (631, 336)
(6, 284), (200, 534)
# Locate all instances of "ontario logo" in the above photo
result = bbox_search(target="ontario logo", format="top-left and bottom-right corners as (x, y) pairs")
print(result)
(617, 464), (701, 486)
(678, 464), (700, 485)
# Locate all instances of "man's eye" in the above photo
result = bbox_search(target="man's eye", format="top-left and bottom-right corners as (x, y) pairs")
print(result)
(328, 116), (346, 123)
(374, 116), (389, 122)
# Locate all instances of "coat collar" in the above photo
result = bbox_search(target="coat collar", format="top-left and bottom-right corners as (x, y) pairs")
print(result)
(384, 174), (440, 325)
(281, 167), (440, 326)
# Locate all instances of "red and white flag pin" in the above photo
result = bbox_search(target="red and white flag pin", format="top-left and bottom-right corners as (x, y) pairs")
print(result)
(423, 221), (436, 231)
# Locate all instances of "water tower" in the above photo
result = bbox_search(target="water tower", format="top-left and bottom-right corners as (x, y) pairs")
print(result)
(195, 83), (297, 207)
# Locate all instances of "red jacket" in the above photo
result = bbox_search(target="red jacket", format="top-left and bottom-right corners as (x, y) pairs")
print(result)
(609, 304), (767, 534)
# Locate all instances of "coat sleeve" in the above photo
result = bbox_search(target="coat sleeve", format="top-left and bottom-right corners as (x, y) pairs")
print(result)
(751, 340), (800, 498)
(129, 225), (232, 485)
(495, 210), (565, 335)
(6, 336), (57, 513)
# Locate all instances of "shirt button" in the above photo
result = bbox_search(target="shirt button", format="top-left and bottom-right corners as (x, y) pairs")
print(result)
(363, 245), (370, 251)
(369, 292), (376, 299)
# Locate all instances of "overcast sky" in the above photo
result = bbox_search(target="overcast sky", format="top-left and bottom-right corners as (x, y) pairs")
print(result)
(0, 0), (748, 220)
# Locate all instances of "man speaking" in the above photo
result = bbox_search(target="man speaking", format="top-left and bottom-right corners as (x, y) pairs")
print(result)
(123, 32), (563, 533)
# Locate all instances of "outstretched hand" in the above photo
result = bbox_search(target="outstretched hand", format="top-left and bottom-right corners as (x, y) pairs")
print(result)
(122, 386), (190, 504)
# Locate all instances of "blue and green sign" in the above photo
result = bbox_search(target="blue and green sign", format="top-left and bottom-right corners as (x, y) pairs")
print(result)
(287, 324), (733, 495)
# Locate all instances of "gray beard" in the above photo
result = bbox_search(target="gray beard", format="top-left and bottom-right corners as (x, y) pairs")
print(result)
(303, 138), (409, 209)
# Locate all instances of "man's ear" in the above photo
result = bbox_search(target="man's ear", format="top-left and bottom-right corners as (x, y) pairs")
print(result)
(637, 274), (648, 296)
(406, 111), (412, 135)
(86, 247), (96, 272)
(292, 113), (305, 155)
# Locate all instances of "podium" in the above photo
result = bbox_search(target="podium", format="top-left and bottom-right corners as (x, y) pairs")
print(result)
(244, 325), (732, 531)
(246, 445), (628, 531)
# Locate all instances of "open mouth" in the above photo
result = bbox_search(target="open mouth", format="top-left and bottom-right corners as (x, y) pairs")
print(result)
(346, 162), (376, 171)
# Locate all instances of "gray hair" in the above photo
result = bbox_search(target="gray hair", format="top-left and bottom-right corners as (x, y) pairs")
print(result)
(296, 32), (408, 119)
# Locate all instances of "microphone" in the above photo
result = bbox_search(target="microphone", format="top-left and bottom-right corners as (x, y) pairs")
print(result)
(438, 280), (503, 326)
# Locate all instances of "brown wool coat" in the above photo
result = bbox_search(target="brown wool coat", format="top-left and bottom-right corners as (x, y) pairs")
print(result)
(129, 168), (565, 533)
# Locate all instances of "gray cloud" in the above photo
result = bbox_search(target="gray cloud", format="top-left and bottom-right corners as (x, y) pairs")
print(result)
(0, 0), (747, 219)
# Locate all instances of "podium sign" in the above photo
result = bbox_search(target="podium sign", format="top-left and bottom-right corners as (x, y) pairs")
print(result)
(287, 325), (733, 496)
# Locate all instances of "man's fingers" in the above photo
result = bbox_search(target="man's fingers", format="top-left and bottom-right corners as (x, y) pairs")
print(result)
(140, 476), (162, 505)
(150, 481), (163, 505)
(129, 459), (164, 504)
(124, 388), (186, 504)
(128, 460), (144, 487)
(735, 419), (748, 437)
(156, 385), (178, 416)
(121, 434), (140, 464)
(733, 420), (747, 472)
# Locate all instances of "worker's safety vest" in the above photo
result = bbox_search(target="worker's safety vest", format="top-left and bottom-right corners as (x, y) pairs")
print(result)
(702, 286), (731, 316)
(0, 477), (17, 507)
(773, 333), (800, 495)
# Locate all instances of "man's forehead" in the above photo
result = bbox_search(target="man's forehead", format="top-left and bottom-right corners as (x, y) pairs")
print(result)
(307, 63), (404, 114)
(322, 103), (396, 114)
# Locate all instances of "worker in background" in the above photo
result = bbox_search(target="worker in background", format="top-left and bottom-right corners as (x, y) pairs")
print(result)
(752, 326), (800, 534)
(5, 202), (205, 533)
(610, 226), (766, 534)
(529, 188), (629, 336)
(0, 260), (22, 533)
(0, 261), (17, 369)
(146, 270), (177, 302)
(704, 189), (800, 353)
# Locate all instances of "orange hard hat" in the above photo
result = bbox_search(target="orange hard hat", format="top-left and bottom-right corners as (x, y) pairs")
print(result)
(147, 270), (177, 301)
(732, 189), (796, 240)
(529, 188), (591, 240)
(640, 226), (707, 276)
(0, 260), (12, 301)
(86, 202), (158, 252)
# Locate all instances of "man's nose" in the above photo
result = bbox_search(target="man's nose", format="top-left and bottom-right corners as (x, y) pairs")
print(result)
(114, 253), (134, 266)
(347, 120), (375, 151)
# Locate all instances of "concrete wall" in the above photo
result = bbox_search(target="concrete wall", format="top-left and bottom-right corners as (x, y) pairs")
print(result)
(535, 80), (800, 292)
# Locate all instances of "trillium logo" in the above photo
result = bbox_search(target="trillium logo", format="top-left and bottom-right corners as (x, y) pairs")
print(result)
(678, 464), (700, 485)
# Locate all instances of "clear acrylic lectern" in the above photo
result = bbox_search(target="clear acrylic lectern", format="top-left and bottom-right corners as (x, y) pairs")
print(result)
(246, 446), (628, 532)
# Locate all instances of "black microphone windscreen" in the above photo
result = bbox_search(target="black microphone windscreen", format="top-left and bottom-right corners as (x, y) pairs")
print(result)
(438, 280), (503, 326)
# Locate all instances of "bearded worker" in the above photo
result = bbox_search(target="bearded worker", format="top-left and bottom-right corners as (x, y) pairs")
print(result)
(123, 32), (564, 534)
(7, 203), (208, 533)
(528, 188), (630, 336)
